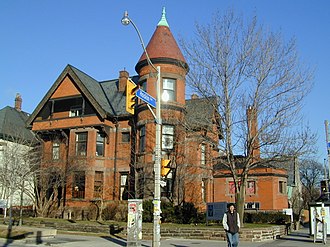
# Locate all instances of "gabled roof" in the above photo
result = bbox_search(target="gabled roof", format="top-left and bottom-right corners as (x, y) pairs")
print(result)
(27, 65), (135, 126)
(0, 106), (35, 143)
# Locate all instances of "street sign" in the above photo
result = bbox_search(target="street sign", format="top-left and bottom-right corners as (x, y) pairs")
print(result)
(136, 89), (156, 108)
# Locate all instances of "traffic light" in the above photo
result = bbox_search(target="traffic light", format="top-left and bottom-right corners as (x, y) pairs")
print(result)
(161, 159), (171, 177)
(126, 79), (139, 114)
(321, 180), (327, 194)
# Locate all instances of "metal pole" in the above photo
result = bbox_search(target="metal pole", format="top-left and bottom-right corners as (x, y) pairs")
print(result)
(122, 12), (162, 246)
(325, 120), (330, 198)
(153, 66), (161, 247)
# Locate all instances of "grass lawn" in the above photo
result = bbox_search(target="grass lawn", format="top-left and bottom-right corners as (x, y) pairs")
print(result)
(0, 225), (31, 239)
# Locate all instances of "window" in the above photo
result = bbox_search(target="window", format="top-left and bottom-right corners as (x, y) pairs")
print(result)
(76, 132), (87, 156)
(94, 171), (103, 198)
(122, 132), (130, 143)
(72, 171), (85, 199)
(162, 78), (176, 102)
(229, 181), (236, 194)
(246, 181), (256, 194)
(120, 173), (129, 200)
(69, 105), (82, 117)
(162, 125), (174, 150)
(140, 80), (147, 91)
(245, 202), (260, 209)
(139, 126), (146, 152)
(96, 132), (105, 156)
(229, 181), (255, 194)
(279, 181), (287, 194)
(52, 142), (60, 160)
(202, 179), (207, 202)
(201, 144), (206, 166)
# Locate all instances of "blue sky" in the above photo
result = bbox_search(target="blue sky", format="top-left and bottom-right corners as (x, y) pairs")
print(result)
(1, 1), (329, 163)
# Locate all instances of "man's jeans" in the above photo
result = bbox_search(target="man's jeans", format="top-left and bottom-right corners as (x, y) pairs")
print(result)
(226, 231), (239, 247)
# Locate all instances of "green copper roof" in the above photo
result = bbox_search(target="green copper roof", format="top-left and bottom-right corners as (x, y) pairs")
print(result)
(157, 7), (169, 27)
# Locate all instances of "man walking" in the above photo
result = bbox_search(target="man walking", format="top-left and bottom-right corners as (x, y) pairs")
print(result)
(222, 203), (240, 247)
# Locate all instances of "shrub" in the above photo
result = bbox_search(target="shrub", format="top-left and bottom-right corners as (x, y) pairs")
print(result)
(143, 200), (153, 222)
(174, 202), (199, 224)
(244, 211), (291, 224)
(142, 200), (205, 224)
(102, 203), (119, 221)
(161, 200), (175, 223)
(114, 203), (127, 222)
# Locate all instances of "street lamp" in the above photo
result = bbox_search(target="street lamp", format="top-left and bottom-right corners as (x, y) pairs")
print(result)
(122, 11), (162, 247)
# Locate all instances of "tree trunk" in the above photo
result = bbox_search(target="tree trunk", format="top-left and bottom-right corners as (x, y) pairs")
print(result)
(19, 180), (25, 226)
(236, 177), (247, 227)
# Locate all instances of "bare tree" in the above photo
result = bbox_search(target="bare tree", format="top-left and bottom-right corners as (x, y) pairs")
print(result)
(300, 159), (324, 205)
(180, 10), (314, 221)
(0, 129), (38, 225)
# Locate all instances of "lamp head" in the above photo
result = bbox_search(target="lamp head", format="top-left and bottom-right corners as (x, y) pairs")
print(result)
(121, 11), (131, 26)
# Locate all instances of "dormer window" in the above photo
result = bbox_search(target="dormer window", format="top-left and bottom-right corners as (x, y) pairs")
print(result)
(69, 105), (82, 117)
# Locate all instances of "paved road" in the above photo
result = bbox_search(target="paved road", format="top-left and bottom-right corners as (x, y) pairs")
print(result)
(0, 228), (328, 246)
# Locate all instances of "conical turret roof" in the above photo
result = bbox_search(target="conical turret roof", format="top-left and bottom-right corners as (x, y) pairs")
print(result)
(135, 8), (188, 73)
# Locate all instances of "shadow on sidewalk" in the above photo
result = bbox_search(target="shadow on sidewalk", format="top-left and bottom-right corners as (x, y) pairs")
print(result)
(101, 236), (149, 247)
(279, 229), (313, 243)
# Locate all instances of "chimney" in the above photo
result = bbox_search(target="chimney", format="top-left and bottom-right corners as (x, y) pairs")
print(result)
(119, 70), (129, 92)
(191, 94), (199, 99)
(14, 93), (22, 112)
(247, 106), (260, 161)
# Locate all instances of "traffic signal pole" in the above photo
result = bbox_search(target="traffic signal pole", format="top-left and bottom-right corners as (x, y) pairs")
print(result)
(153, 66), (162, 247)
(122, 11), (162, 247)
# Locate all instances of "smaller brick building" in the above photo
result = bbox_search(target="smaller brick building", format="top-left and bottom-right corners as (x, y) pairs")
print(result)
(214, 160), (288, 211)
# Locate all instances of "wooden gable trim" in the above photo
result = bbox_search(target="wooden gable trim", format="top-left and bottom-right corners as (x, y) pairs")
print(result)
(27, 65), (108, 126)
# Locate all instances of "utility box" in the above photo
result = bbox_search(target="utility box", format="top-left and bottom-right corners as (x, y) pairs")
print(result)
(309, 202), (329, 244)
(127, 199), (143, 247)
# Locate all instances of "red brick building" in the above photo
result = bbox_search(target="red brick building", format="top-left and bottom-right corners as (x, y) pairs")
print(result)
(214, 161), (289, 211)
(26, 9), (288, 217)
(26, 10), (220, 217)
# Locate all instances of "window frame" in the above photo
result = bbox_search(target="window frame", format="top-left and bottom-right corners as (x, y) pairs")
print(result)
(69, 105), (83, 117)
(122, 132), (130, 143)
(72, 171), (86, 199)
(94, 171), (104, 198)
(96, 132), (105, 157)
(52, 142), (60, 160)
(120, 172), (129, 200)
(162, 78), (176, 102)
(75, 132), (88, 156)
(201, 144), (206, 166)
(279, 180), (287, 194)
(162, 125), (174, 150)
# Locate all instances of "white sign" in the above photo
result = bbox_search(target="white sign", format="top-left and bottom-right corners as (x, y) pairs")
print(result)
(283, 208), (293, 222)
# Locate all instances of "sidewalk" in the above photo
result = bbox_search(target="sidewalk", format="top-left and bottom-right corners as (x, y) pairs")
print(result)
(0, 226), (327, 247)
